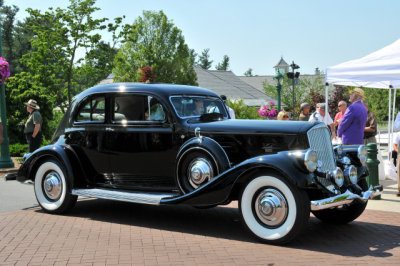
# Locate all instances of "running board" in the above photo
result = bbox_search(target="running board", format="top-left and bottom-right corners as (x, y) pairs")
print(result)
(71, 188), (178, 205)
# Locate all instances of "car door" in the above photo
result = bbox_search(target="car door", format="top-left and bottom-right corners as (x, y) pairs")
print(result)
(105, 93), (178, 191)
(65, 95), (111, 184)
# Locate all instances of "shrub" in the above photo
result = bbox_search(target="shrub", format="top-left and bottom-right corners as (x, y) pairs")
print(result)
(228, 99), (263, 120)
(9, 143), (28, 157)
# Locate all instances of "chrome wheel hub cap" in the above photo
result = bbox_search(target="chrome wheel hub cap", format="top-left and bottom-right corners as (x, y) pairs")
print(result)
(43, 171), (62, 200)
(255, 188), (288, 227)
(188, 158), (214, 189)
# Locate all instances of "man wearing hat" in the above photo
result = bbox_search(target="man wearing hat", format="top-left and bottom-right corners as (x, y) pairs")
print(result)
(24, 99), (42, 152)
(298, 102), (310, 121)
(337, 88), (368, 145)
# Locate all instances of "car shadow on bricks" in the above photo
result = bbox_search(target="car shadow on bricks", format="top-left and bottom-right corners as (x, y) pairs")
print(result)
(34, 198), (400, 257)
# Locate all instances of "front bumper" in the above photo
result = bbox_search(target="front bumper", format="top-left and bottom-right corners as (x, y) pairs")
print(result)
(311, 185), (383, 211)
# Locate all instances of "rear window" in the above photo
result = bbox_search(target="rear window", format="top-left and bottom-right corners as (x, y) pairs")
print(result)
(112, 94), (166, 123)
(75, 96), (106, 122)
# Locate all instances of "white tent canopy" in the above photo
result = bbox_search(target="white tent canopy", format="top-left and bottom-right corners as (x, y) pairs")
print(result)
(326, 38), (400, 89)
(325, 38), (400, 150)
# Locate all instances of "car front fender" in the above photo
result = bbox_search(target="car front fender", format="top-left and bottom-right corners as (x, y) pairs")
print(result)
(162, 150), (315, 206)
(176, 136), (231, 174)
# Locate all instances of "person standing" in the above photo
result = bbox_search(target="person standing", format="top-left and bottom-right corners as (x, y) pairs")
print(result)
(337, 88), (368, 145)
(24, 99), (43, 152)
(392, 132), (400, 196)
(309, 103), (336, 137)
(298, 103), (310, 121)
(334, 100), (347, 129)
(277, 111), (290, 120)
(363, 100), (377, 144)
(220, 95), (236, 119)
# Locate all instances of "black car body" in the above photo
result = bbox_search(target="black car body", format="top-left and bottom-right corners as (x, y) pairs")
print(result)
(14, 83), (382, 244)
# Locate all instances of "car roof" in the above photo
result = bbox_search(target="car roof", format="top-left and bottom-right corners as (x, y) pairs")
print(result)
(75, 83), (220, 102)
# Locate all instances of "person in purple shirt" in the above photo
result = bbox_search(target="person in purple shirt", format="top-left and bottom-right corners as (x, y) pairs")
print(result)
(337, 88), (368, 144)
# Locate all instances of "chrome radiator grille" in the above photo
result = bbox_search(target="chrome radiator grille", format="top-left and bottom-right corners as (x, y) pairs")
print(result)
(307, 125), (336, 172)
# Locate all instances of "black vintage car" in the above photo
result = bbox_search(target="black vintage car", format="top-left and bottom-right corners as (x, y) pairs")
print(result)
(12, 83), (381, 244)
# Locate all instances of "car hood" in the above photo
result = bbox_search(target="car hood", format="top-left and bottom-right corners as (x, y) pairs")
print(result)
(187, 119), (318, 135)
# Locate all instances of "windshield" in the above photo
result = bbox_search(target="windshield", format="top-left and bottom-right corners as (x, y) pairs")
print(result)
(170, 96), (229, 118)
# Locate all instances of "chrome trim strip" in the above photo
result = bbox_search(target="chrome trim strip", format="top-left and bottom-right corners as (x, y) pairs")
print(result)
(310, 185), (382, 211)
(71, 189), (177, 205)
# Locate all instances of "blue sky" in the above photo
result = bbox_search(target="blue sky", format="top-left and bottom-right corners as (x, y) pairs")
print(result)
(9, 0), (400, 76)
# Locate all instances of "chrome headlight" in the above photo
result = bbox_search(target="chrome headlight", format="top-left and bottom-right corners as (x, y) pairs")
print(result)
(358, 145), (367, 165)
(331, 167), (344, 187)
(340, 156), (351, 165)
(346, 165), (358, 184)
(304, 149), (318, 172)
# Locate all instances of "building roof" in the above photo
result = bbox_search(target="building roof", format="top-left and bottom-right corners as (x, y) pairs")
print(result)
(98, 67), (277, 106)
(239, 74), (335, 95)
(274, 57), (289, 69)
(194, 66), (275, 106)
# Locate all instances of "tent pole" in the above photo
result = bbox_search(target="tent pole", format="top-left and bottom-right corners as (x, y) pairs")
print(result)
(390, 86), (397, 153)
(325, 82), (329, 124)
(388, 86), (392, 152)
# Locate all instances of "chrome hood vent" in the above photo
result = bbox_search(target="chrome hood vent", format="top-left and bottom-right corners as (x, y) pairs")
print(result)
(307, 124), (336, 172)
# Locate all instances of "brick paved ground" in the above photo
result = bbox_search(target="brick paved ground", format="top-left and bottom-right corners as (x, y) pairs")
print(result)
(0, 199), (399, 265)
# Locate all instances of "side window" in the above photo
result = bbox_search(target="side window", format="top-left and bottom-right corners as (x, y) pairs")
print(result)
(146, 97), (166, 121)
(112, 94), (166, 122)
(76, 96), (105, 122)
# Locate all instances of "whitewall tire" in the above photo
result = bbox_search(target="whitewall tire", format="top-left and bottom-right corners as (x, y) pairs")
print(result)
(34, 160), (77, 214)
(239, 174), (310, 244)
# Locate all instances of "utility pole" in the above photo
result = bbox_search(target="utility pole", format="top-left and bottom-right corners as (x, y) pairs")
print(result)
(0, 23), (15, 168)
(287, 61), (300, 111)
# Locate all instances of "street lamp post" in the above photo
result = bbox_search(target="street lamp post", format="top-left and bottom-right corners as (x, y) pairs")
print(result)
(0, 24), (15, 168)
(274, 70), (283, 112)
(287, 61), (300, 111)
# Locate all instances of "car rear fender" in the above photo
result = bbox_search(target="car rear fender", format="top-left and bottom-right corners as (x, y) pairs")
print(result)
(162, 151), (314, 206)
(16, 145), (81, 187)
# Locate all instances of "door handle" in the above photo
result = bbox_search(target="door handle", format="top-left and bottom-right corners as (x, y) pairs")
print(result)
(105, 127), (114, 132)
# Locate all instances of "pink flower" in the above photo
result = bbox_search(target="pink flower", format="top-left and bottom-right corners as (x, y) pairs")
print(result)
(0, 57), (10, 83)
(258, 104), (278, 119)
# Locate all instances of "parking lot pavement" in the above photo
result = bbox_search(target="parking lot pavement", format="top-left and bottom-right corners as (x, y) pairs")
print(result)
(0, 198), (399, 265)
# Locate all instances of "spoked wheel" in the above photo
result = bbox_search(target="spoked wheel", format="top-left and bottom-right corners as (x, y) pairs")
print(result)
(177, 151), (218, 194)
(239, 174), (310, 244)
(34, 160), (77, 214)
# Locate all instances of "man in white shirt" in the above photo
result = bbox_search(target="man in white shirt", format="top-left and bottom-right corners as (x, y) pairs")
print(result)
(392, 132), (400, 196)
(309, 103), (336, 138)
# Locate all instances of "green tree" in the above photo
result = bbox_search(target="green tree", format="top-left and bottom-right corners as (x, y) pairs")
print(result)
(0, 3), (18, 67)
(198, 48), (213, 70)
(73, 41), (118, 93)
(215, 55), (229, 71)
(264, 74), (325, 114)
(189, 48), (197, 65)
(60, 0), (108, 104)
(244, 68), (253, 77)
(5, 0), (118, 144)
(113, 10), (197, 85)
(362, 87), (390, 122)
